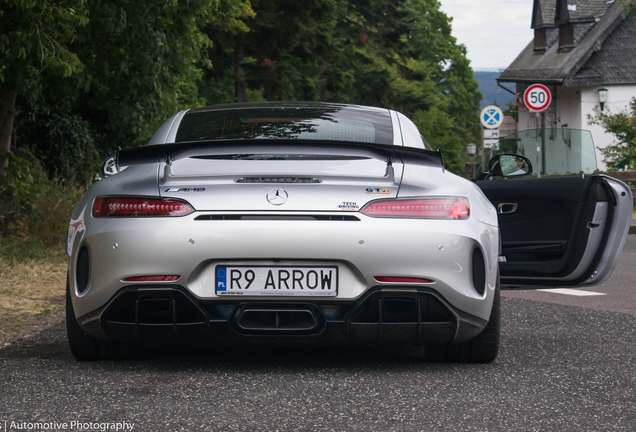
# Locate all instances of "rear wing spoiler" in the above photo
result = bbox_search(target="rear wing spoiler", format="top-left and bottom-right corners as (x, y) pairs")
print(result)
(116, 139), (445, 171)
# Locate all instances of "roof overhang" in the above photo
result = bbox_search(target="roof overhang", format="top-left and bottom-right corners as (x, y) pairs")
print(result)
(497, 77), (564, 85)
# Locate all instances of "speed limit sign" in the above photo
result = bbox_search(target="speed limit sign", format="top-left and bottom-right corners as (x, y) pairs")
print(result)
(523, 84), (552, 112)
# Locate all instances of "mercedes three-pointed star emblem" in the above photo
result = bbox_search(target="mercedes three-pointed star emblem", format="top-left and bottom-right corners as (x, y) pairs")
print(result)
(266, 188), (288, 205)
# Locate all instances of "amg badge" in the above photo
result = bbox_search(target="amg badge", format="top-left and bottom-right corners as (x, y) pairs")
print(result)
(165, 188), (206, 192)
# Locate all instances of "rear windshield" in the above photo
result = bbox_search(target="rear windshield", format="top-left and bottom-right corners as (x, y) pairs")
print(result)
(175, 107), (393, 145)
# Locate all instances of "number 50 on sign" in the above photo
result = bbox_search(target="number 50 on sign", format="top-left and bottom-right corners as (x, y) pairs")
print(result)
(523, 84), (552, 112)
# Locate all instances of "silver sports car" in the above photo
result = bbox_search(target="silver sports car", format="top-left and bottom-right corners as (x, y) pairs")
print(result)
(66, 102), (632, 362)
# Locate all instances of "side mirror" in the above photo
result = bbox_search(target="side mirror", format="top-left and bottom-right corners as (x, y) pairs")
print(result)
(101, 155), (119, 177)
(488, 154), (532, 178)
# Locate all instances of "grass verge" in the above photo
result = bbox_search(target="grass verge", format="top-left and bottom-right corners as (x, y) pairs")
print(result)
(0, 148), (85, 336)
(0, 246), (67, 333)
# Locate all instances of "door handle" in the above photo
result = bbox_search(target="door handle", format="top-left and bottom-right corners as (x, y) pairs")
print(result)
(497, 203), (518, 214)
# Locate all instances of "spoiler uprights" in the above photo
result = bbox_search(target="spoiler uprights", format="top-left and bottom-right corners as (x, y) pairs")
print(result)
(116, 139), (444, 171)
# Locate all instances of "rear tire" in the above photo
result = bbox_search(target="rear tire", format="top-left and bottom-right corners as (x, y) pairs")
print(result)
(425, 275), (500, 363)
(66, 277), (139, 360)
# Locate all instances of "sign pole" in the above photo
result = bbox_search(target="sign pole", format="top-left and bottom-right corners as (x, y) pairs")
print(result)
(535, 112), (541, 178)
(541, 111), (546, 176)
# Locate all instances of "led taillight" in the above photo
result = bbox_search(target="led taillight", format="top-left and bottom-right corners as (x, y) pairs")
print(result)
(93, 197), (195, 217)
(361, 197), (469, 219)
(124, 275), (180, 282)
(374, 277), (433, 283)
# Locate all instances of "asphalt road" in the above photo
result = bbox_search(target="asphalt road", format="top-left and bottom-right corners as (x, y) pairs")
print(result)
(1, 239), (636, 431)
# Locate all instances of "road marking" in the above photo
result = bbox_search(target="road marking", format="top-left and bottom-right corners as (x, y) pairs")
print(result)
(537, 288), (606, 297)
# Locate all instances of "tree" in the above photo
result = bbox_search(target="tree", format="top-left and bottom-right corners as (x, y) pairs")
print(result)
(5, 0), (479, 179)
(588, 98), (636, 169)
(202, 0), (481, 173)
(202, 0), (333, 103)
(65, 0), (223, 153)
(622, 0), (636, 15)
(0, 0), (88, 181)
(503, 100), (519, 122)
(11, 0), (254, 181)
(339, 0), (481, 173)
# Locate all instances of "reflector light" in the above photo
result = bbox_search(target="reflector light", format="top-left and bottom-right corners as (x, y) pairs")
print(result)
(236, 177), (320, 183)
(124, 276), (180, 282)
(374, 277), (434, 283)
(361, 197), (469, 219)
(93, 197), (195, 217)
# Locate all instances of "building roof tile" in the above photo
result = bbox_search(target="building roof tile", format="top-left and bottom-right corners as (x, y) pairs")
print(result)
(533, 0), (557, 29)
(567, 0), (612, 22)
(499, 1), (635, 86)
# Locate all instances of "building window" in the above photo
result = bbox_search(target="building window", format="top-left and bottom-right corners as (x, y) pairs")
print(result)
(534, 28), (547, 50)
(559, 23), (574, 48)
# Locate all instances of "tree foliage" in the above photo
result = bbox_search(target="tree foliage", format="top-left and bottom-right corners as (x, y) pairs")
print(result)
(70, 0), (235, 148)
(10, 0), (253, 181)
(588, 98), (636, 169)
(622, 0), (636, 16)
(5, 0), (480, 179)
(0, 0), (89, 180)
(203, 0), (480, 173)
(0, 0), (88, 86)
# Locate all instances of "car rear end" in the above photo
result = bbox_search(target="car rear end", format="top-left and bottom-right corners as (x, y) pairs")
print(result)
(66, 103), (499, 354)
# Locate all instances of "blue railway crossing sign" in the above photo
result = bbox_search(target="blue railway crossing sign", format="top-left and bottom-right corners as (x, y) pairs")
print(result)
(480, 105), (503, 129)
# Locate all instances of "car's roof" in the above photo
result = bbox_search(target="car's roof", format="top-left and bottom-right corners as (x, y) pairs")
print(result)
(187, 101), (390, 114)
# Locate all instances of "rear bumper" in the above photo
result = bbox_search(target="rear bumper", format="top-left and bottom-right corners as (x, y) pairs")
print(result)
(69, 213), (500, 322)
(77, 285), (488, 346)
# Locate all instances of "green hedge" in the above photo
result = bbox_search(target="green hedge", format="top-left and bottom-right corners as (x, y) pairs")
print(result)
(0, 148), (85, 260)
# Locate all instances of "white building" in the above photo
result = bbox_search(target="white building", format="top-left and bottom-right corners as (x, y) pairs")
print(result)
(498, 0), (636, 171)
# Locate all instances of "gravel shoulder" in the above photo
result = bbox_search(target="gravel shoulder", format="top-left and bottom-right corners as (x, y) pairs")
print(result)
(0, 252), (66, 348)
(0, 311), (65, 348)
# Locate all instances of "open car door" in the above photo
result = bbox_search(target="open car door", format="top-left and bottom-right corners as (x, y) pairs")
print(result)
(475, 129), (632, 289)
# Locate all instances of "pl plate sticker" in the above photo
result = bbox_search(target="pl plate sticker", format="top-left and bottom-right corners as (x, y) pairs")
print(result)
(67, 206), (86, 255)
(338, 201), (359, 210)
(217, 267), (227, 291)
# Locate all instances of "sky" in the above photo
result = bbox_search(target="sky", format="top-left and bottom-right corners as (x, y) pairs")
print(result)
(438, 0), (535, 71)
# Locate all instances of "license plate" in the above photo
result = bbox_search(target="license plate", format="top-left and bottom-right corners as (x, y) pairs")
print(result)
(215, 265), (338, 296)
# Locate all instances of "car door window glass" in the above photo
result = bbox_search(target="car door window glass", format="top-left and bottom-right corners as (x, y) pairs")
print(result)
(483, 129), (597, 178)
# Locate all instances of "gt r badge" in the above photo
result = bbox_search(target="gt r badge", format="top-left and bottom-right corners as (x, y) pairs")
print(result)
(67, 207), (86, 256)
(366, 188), (392, 194)
(164, 188), (205, 192)
(267, 188), (288, 205)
